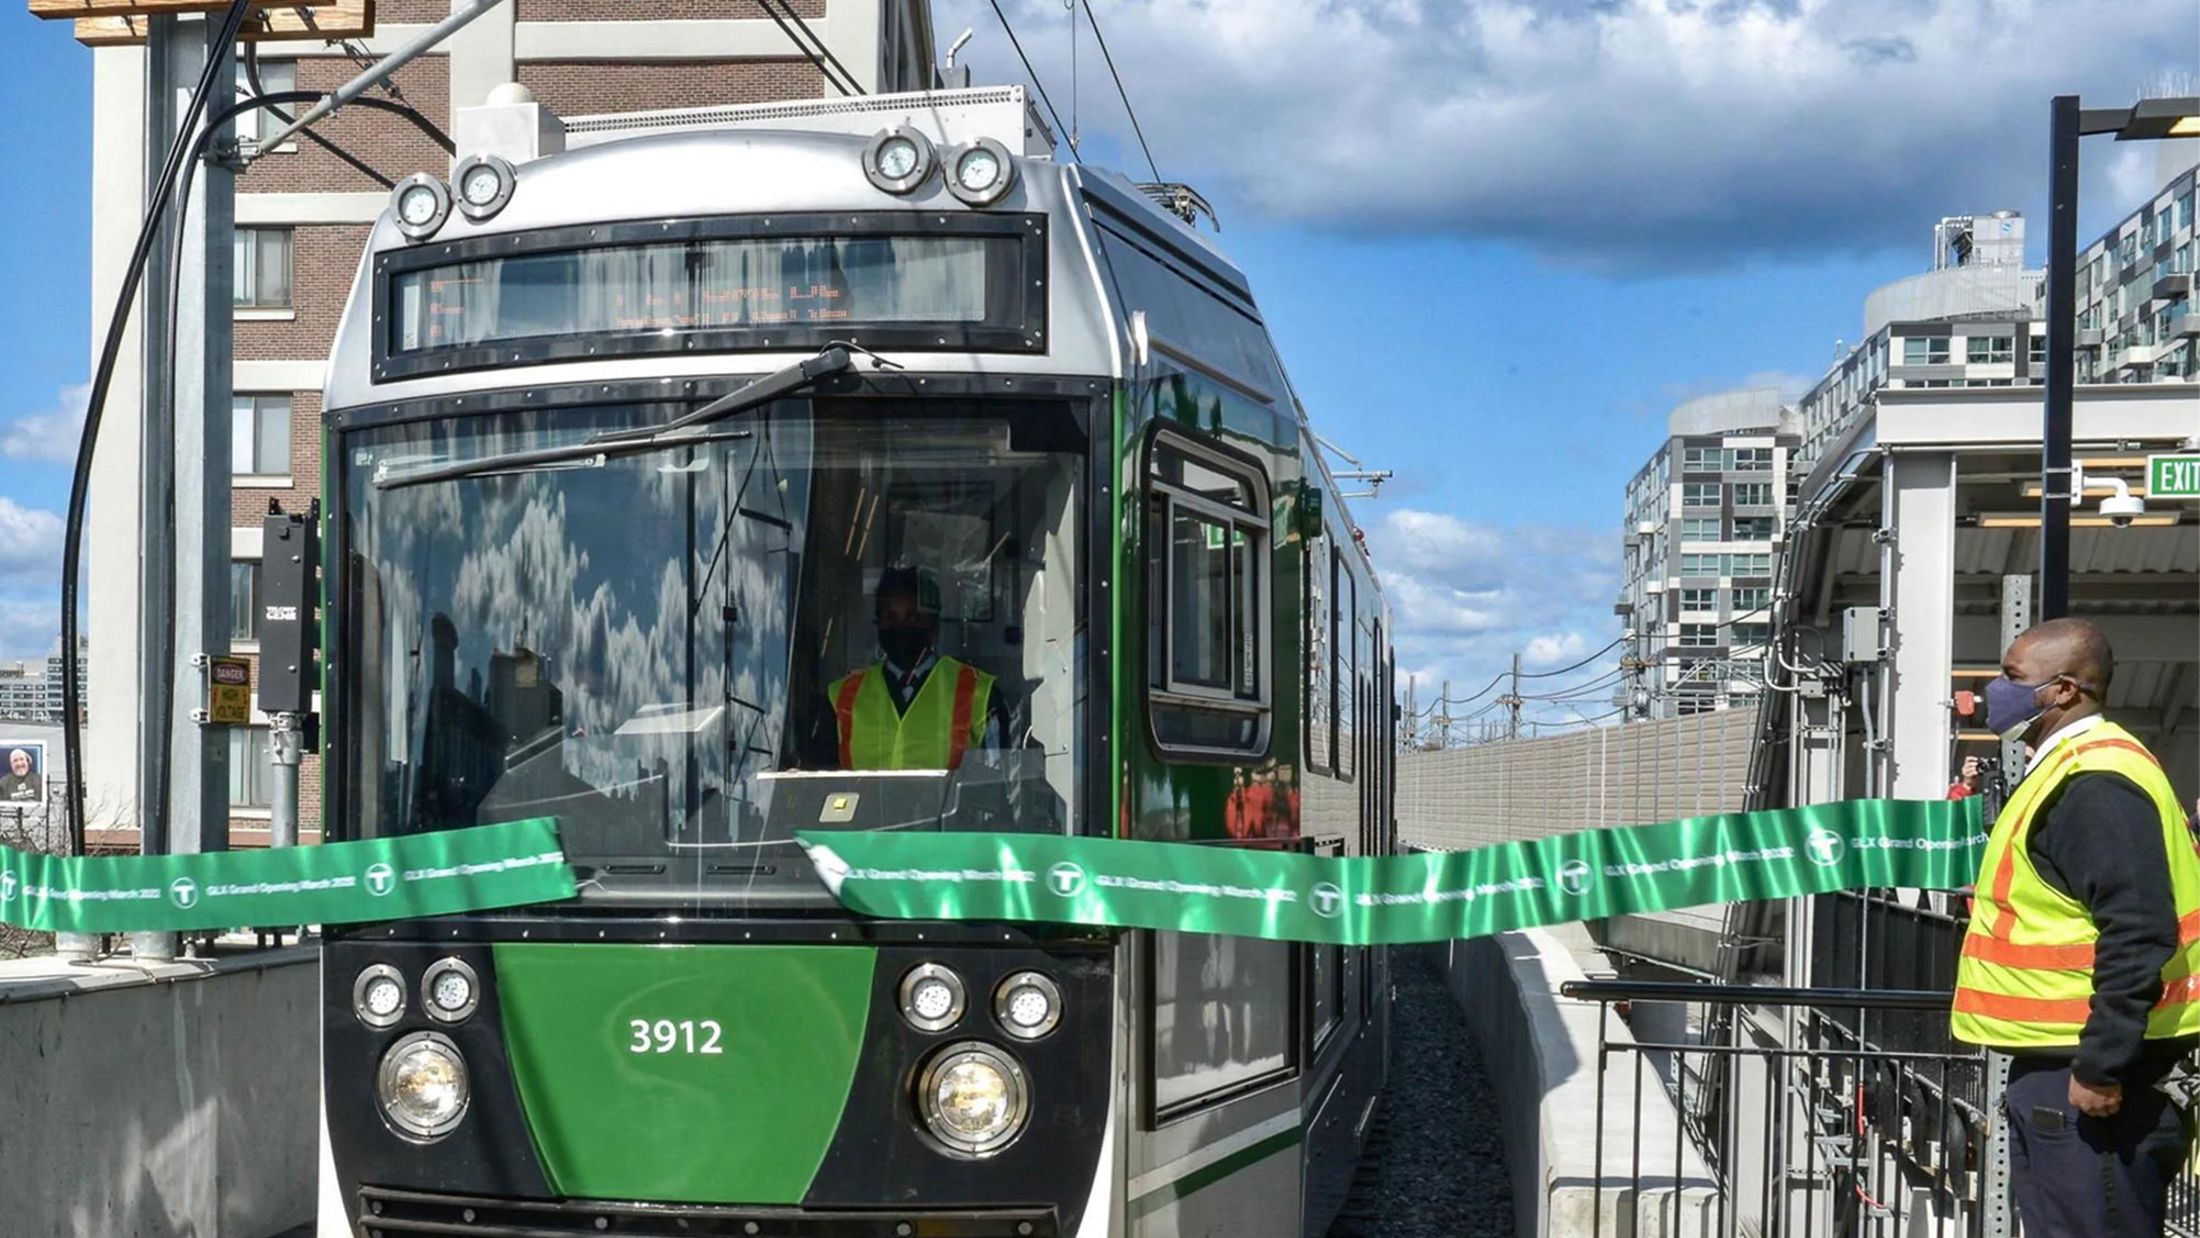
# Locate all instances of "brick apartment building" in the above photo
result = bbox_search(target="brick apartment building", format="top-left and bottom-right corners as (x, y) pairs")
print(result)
(85, 1), (937, 847)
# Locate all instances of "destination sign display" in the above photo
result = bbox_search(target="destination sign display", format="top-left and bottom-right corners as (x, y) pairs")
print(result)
(389, 233), (1002, 354)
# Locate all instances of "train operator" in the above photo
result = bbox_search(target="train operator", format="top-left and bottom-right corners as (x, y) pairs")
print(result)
(1951, 617), (2198, 1237)
(819, 567), (1010, 772)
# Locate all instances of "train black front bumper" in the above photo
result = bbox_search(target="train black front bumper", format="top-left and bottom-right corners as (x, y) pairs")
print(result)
(357, 1186), (1058, 1237)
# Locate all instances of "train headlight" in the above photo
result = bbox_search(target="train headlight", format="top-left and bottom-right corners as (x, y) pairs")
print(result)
(898, 963), (966, 1033)
(421, 957), (480, 1024)
(992, 971), (1062, 1040)
(453, 154), (516, 221)
(391, 173), (452, 241)
(863, 125), (935, 195)
(946, 138), (1016, 206)
(353, 963), (407, 1030)
(377, 1031), (470, 1142)
(917, 1042), (1029, 1156)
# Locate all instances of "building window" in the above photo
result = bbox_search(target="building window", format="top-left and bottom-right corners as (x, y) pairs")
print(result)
(1679, 624), (1718, 649)
(229, 726), (270, 809)
(229, 560), (261, 644)
(1731, 587), (1770, 612)
(232, 395), (292, 476)
(233, 228), (292, 309)
(1731, 481), (1773, 507)
(1728, 447), (1772, 471)
(1682, 482), (1721, 508)
(1681, 446), (1719, 471)
(234, 59), (296, 148)
(1901, 337), (1950, 366)
(1146, 430), (1269, 756)
(1730, 623), (1771, 648)
(1681, 517), (1720, 541)
(1731, 516), (1776, 541)
(1966, 336), (2014, 364)
(2030, 335), (2047, 371)
(1679, 587), (1717, 612)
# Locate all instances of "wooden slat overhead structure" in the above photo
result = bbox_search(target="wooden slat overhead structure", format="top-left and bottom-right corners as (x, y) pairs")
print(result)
(36, 0), (375, 45)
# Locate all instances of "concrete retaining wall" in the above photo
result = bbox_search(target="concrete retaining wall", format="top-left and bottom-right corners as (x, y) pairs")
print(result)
(0, 945), (319, 1237)
(1443, 926), (1719, 1238)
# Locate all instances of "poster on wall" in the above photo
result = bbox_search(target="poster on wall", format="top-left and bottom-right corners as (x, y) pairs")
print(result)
(0, 741), (45, 805)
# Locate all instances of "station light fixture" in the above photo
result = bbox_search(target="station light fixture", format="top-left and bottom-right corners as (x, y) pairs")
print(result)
(353, 963), (407, 1030)
(377, 1031), (471, 1142)
(1975, 511), (2180, 529)
(898, 963), (968, 1033)
(916, 1041), (1030, 1157)
(453, 154), (517, 222)
(863, 125), (937, 195)
(992, 971), (1063, 1041)
(946, 137), (1016, 207)
(421, 957), (481, 1024)
(2099, 97), (2200, 141)
(391, 172), (452, 241)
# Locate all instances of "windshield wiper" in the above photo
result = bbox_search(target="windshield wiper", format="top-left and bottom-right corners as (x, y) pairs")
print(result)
(373, 346), (855, 490)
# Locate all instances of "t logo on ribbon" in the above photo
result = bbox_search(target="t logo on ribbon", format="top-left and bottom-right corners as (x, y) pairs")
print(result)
(1046, 862), (1086, 897)
(1805, 830), (1845, 868)
(0, 870), (16, 902)
(364, 863), (397, 897)
(1557, 859), (1593, 896)
(168, 877), (199, 910)
(1309, 882), (1345, 918)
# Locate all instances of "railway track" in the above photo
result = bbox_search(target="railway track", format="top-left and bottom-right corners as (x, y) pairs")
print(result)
(1329, 947), (1515, 1237)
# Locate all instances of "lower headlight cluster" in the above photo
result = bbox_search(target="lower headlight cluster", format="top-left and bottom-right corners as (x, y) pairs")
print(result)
(377, 1030), (471, 1142)
(918, 1041), (1029, 1157)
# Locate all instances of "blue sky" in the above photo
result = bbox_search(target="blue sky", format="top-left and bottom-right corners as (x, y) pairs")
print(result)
(1, 1), (2196, 728)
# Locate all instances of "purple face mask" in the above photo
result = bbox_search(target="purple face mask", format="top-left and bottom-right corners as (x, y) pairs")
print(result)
(1984, 675), (2055, 739)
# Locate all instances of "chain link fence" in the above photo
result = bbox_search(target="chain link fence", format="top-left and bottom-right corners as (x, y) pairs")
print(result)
(1398, 709), (1758, 851)
(0, 787), (63, 959)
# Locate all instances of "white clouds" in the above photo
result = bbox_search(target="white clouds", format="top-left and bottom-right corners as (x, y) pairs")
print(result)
(947, 0), (2194, 269)
(0, 498), (62, 661)
(1361, 506), (1619, 700)
(1, 381), (89, 464)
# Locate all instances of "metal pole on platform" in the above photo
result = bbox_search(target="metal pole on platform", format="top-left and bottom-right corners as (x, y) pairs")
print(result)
(268, 713), (301, 849)
(2040, 95), (2080, 621)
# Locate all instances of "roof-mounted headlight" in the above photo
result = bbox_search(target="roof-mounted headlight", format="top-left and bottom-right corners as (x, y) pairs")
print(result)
(391, 173), (452, 241)
(864, 125), (936, 195)
(945, 137), (1016, 207)
(453, 154), (516, 222)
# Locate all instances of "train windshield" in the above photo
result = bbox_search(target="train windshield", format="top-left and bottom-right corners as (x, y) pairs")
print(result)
(340, 396), (1086, 904)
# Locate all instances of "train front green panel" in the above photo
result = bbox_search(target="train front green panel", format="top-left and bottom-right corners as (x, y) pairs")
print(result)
(494, 943), (877, 1203)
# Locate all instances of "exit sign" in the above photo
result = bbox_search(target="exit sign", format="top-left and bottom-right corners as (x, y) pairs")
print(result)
(2150, 454), (2200, 500)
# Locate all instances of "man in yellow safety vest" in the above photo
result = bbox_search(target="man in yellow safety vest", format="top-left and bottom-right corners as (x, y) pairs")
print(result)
(824, 567), (1006, 772)
(1951, 617), (2198, 1236)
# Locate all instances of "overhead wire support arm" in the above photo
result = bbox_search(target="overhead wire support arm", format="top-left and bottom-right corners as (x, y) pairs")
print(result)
(249, 0), (509, 157)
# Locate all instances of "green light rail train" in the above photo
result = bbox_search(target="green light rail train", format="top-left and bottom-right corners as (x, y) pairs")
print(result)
(315, 82), (1398, 1238)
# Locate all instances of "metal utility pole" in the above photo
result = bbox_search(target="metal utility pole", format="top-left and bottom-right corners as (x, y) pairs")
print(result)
(2040, 95), (2080, 621)
(1437, 679), (1451, 748)
(1505, 652), (1522, 741)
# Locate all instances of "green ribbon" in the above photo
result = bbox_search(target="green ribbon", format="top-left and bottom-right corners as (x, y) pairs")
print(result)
(798, 798), (1986, 946)
(0, 819), (574, 933)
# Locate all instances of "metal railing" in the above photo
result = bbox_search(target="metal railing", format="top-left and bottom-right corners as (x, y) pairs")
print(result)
(1561, 979), (1990, 1238)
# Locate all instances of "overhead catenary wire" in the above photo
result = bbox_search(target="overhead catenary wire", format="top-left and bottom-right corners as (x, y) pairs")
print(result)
(1514, 634), (1627, 679)
(988, 0), (1077, 162)
(1079, 0), (1160, 181)
(756, 0), (864, 97)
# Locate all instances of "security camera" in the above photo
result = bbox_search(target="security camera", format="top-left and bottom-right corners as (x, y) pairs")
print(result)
(2096, 475), (2145, 529)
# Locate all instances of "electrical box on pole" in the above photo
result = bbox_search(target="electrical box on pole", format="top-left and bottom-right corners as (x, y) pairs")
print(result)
(258, 501), (321, 723)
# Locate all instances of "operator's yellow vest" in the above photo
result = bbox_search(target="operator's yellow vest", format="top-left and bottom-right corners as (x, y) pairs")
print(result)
(1951, 720), (2200, 1048)
(828, 658), (994, 772)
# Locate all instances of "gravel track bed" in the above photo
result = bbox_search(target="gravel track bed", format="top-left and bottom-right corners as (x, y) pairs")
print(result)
(1328, 946), (1515, 1238)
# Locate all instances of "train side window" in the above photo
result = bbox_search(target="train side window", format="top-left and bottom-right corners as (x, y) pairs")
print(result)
(1305, 520), (1332, 774)
(1333, 551), (1357, 781)
(1145, 430), (1271, 758)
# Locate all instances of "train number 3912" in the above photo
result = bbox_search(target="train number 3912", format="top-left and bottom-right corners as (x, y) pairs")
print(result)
(626, 1018), (725, 1055)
